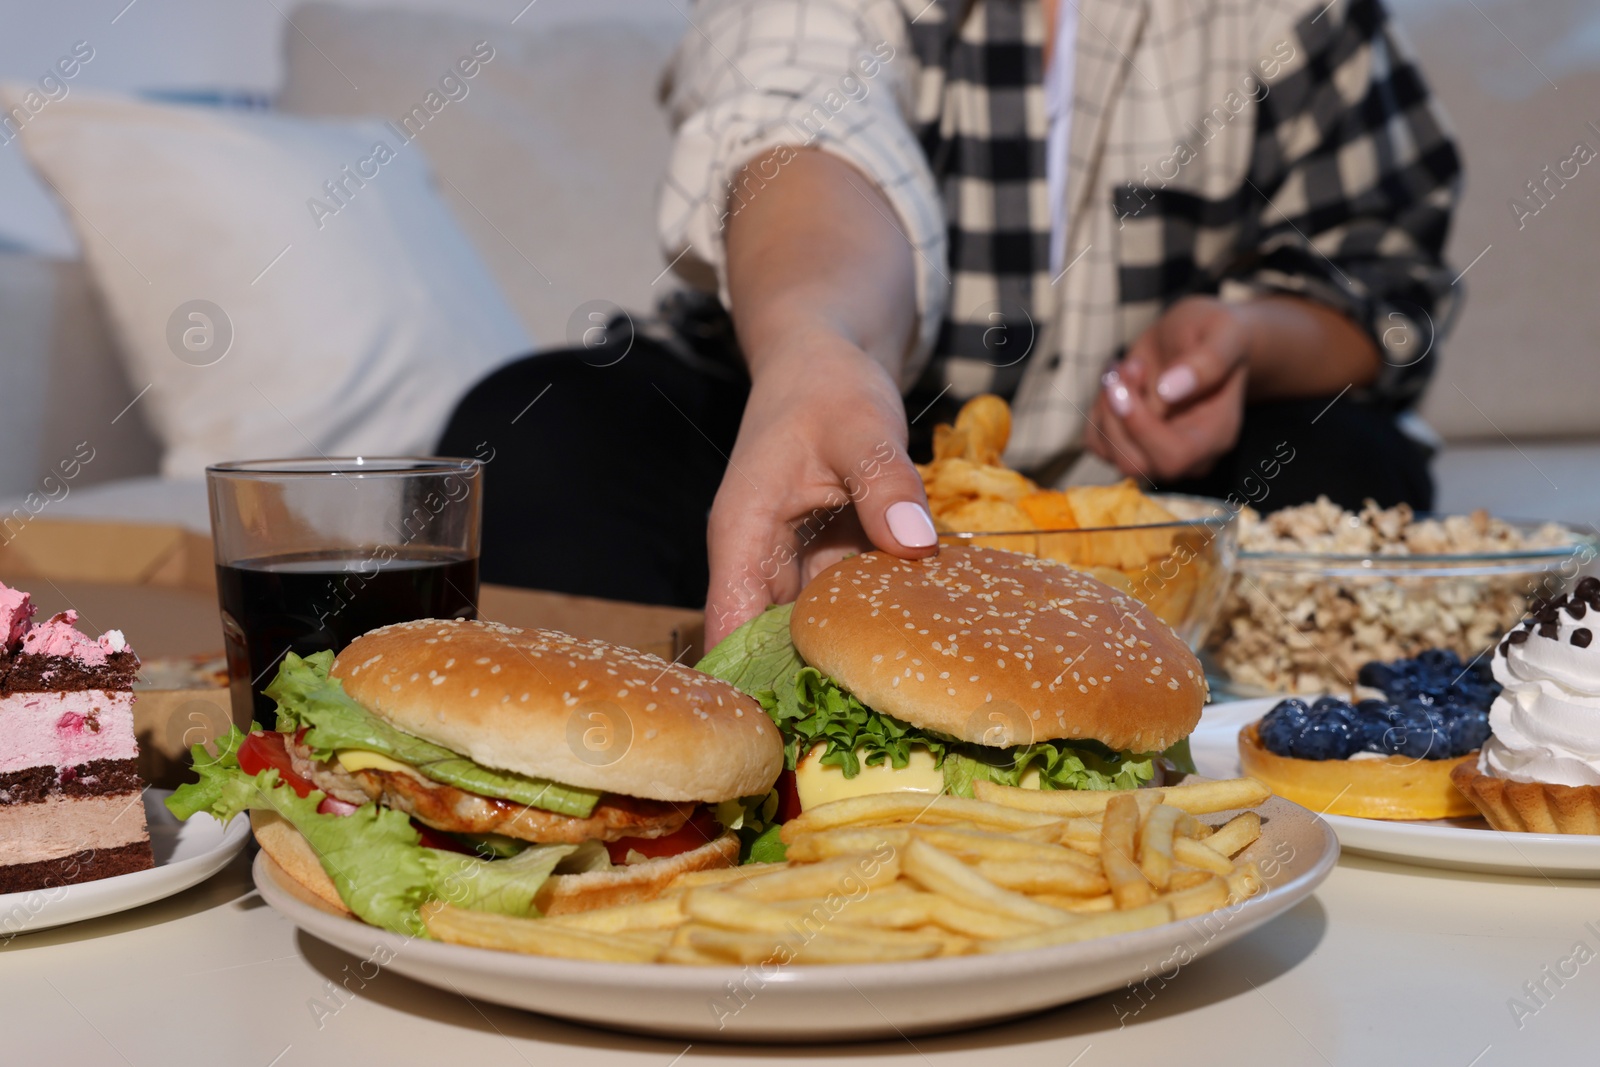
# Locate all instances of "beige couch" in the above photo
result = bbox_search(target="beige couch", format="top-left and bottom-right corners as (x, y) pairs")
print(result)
(2, 0), (1595, 525)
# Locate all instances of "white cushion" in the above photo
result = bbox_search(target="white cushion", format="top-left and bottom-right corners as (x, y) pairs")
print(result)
(277, 4), (683, 344)
(5, 89), (530, 478)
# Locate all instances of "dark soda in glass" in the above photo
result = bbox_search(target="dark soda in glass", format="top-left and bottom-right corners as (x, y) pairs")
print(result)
(218, 551), (479, 723)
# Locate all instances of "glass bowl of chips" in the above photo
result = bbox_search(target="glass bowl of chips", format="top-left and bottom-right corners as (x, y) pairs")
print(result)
(934, 493), (1239, 649)
(917, 396), (1238, 648)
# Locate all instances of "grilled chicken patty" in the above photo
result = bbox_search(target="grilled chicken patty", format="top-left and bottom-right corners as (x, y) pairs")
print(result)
(285, 736), (695, 843)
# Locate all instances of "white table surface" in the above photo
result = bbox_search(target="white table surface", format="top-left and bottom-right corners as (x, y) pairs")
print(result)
(3, 842), (1597, 1067)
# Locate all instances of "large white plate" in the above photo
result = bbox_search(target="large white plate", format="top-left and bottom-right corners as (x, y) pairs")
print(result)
(254, 795), (1337, 1042)
(1194, 698), (1600, 878)
(0, 789), (251, 934)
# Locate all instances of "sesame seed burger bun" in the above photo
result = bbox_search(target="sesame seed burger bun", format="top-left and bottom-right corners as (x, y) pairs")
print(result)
(330, 619), (783, 803)
(790, 546), (1205, 753)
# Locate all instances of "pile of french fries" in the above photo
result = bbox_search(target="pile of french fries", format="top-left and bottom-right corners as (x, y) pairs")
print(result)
(421, 777), (1273, 965)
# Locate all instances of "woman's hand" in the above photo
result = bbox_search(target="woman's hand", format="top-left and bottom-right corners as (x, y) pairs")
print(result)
(1086, 293), (1383, 481)
(1086, 296), (1249, 481)
(704, 331), (936, 644)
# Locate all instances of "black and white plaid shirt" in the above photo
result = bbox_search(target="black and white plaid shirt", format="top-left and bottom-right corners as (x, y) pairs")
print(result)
(659, 0), (1460, 470)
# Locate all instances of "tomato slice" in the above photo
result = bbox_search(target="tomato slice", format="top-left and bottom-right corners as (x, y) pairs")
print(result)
(604, 806), (721, 865)
(412, 821), (477, 854)
(236, 731), (320, 798)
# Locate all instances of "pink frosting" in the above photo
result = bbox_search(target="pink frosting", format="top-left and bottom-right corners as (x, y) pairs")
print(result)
(0, 581), (34, 650)
(20, 611), (109, 666)
(0, 691), (137, 774)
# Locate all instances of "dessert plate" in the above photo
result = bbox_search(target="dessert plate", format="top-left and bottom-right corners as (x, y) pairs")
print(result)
(0, 789), (251, 935)
(254, 795), (1336, 1042)
(1194, 699), (1600, 878)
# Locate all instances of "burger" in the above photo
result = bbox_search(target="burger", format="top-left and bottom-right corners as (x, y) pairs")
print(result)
(700, 546), (1205, 823)
(169, 619), (782, 936)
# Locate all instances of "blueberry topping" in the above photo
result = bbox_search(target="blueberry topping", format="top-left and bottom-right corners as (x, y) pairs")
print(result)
(1261, 648), (1505, 761)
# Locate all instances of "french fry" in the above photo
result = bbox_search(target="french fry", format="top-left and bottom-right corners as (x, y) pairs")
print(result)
(975, 777), (1273, 818)
(909, 925), (979, 957)
(779, 793), (1061, 839)
(730, 853), (900, 901)
(1060, 818), (1104, 854)
(1203, 812), (1262, 858)
(976, 902), (1174, 953)
(1167, 868), (1216, 891)
(924, 897), (1048, 940)
(1137, 804), (1182, 890)
(974, 780), (1123, 817)
(911, 825), (1097, 869)
(422, 902), (660, 963)
(925, 822), (1068, 846)
(1034, 893), (1116, 913)
(1158, 778), (1272, 815)
(976, 860), (1109, 897)
(902, 840), (1075, 927)
(1226, 861), (1264, 904)
(658, 943), (725, 965)
(1173, 837), (1234, 876)
(828, 891), (938, 929)
(684, 890), (950, 950)
(1159, 876), (1230, 920)
(1101, 794), (1153, 908)
(783, 828), (910, 863)
(547, 896), (684, 933)
(683, 923), (943, 964)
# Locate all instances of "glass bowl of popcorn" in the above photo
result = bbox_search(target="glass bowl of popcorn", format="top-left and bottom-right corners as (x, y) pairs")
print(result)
(1203, 499), (1596, 696)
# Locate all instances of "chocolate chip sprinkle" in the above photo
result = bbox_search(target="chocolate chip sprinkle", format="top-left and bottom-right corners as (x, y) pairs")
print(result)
(1539, 621), (1560, 639)
(1578, 576), (1600, 599)
(1570, 599), (1588, 620)
(1574, 628), (1593, 648)
(1499, 639), (1511, 657)
(1509, 630), (1530, 645)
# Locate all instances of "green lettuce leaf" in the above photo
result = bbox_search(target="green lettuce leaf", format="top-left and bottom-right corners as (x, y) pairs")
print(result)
(743, 824), (787, 864)
(695, 603), (804, 696)
(166, 726), (565, 934)
(1162, 736), (1197, 776)
(266, 651), (601, 818)
(429, 844), (576, 917)
(167, 725), (437, 935)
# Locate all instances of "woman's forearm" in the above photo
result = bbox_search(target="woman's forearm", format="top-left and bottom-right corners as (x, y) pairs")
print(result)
(724, 147), (918, 379)
(1236, 295), (1383, 400)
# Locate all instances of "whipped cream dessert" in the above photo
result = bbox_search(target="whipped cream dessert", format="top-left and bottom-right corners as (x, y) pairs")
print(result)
(1479, 581), (1600, 787)
(0, 582), (152, 892)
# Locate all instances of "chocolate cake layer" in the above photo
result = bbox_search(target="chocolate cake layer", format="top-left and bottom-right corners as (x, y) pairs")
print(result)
(0, 840), (154, 895)
(0, 759), (144, 805)
(3, 650), (139, 693)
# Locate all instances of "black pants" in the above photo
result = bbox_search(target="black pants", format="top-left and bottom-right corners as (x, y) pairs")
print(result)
(441, 342), (1432, 608)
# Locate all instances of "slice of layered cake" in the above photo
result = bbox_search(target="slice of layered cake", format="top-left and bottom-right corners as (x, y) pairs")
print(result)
(0, 582), (154, 892)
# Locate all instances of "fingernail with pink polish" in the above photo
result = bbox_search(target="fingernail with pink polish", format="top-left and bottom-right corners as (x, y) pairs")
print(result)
(1103, 370), (1133, 417)
(886, 500), (937, 549)
(1157, 365), (1197, 403)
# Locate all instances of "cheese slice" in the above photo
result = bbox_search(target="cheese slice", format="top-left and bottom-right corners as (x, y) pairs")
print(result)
(335, 749), (412, 774)
(793, 743), (944, 810)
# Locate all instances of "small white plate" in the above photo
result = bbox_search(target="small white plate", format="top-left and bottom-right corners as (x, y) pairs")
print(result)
(1194, 698), (1600, 878)
(0, 789), (251, 934)
(254, 796), (1337, 1042)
